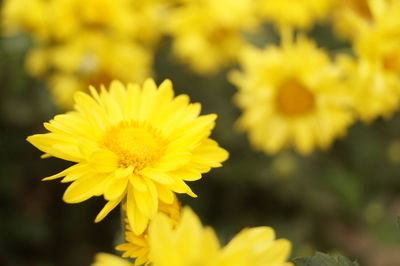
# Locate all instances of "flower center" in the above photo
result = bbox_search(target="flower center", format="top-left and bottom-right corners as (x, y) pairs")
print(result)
(346, 0), (372, 21)
(85, 72), (113, 90)
(383, 52), (400, 72)
(103, 121), (166, 169)
(207, 26), (235, 44)
(276, 79), (315, 116)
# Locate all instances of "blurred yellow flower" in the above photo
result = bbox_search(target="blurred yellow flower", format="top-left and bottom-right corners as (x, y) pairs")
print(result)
(116, 196), (181, 266)
(2, 0), (156, 42)
(27, 79), (228, 235)
(150, 207), (293, 266)
(230, 36), (354, 155)
(353, 0), (400, 72)
(335, 0), (400, 122)
(256, 0), (332, 30)
(332, 0), (393, 40)
(41, 35), (153, 108)
(2, 0), (168, 109)
(92, 253), (132, 266)
(337, 56), (400, 122)
(165, 0), (258, 75)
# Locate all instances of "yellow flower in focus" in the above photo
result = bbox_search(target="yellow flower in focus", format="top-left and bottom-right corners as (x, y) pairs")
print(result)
(149, 207), (293, 266)
(256, 0), (332, 30)
(92, 253), (132, 266)
(165, 0), (258, 75)
(230, 37), (354, 155)
(116, 196), (181, 266)
(27, 79), (228, 235)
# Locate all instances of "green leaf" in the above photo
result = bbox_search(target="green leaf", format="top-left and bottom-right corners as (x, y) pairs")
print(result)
(293, 252), (359, 266)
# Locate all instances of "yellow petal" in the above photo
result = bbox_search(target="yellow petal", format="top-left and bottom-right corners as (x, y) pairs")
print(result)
(134, 179), (158, 217)
(104, 175), (128, 200)
(155, 182), (175, 204)
(127, 185), (149, 235)
(63, 174), (108, 203)
(89, 150), (118, 173)
(95, 192), (125, 223)
(141, 168), (174, 184)
(129, 174), (147, 192)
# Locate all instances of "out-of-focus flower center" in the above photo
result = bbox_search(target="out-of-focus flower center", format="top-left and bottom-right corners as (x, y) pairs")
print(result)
(346, 0), (372, 21)
(207, 26), (235, 44)
(383, 52), (400, 72)
(103, 121), (166, 169)
(86, 72), (114, 90)
(276, 79), (315, 116)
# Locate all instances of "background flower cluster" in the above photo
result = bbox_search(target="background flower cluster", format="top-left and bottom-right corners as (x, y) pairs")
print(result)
(1, 0), (400, 265)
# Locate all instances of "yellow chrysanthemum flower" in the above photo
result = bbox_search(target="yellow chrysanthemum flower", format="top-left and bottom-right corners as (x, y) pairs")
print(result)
(27, 79), (228, 235)
(337, 56), (400, 122)
(39, 34), (153, 108)
(353, 0), (400, 72)
(335, 1), (400, 122)
(92, 253), (132, 266)
(165, 0), (258, 75)
(2, 0), (166, 109)
(230, 36), (354, 154)
(149, 207), (293, 266)
(256, 0), (333, 30)
(116, 196), (181, 266)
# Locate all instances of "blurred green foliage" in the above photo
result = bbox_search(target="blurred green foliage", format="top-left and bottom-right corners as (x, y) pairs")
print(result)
(1, 21), (400, 266)
(294, 252), (359, 266)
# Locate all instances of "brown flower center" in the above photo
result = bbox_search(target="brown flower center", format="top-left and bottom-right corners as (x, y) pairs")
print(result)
(276, 80), (315, 116)
(347, 0), (373, 21)
(383, 52), (400, 72)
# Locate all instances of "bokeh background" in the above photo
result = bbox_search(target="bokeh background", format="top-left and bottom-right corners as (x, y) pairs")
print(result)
(1, 1), (400, 266)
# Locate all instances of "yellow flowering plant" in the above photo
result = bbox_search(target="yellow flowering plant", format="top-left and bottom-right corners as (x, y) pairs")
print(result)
(92, 207), (294, 266)
(1, 0), (167, 108)
(8, 0), (396, 264)
(149, 207), (293, 266)
(230, 35), (355, 154)
(334, 0), (400, 122)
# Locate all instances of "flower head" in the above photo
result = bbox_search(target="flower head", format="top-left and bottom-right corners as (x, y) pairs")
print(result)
(335, 0), (400, 122)
(230, 36), (354, 154)
(337, 56), (400, 122)
(43, 35), (153, 108)
(165, 0), (258, 75)
(149, 207), (293, 266)
(2, 0), (167, 109)
(27, 79), (228, 234)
